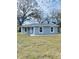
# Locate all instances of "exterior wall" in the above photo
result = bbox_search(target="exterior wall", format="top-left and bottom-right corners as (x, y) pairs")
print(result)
(21, 27), (28, 34)
(34, 26), (58, 35)
(21, 26), (58, 36)
(53, 27), (58, 33)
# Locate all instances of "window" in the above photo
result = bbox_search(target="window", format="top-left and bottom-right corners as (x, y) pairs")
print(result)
(51, 27), (53, 32)
(39, 27), (42, 32)
(25, 27), (27, 32)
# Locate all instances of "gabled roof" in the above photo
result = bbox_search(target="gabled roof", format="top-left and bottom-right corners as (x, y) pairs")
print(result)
(22, 17), (59, 27)
(22, 19), (39, 26)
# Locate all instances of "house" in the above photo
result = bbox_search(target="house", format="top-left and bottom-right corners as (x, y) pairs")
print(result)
(21, 17), (59, 36)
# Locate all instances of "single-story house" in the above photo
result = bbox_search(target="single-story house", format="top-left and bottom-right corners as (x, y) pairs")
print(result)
(21, 18), (59, 36)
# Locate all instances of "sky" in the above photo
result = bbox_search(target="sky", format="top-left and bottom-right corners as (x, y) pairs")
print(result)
(36, 0), (61, 16)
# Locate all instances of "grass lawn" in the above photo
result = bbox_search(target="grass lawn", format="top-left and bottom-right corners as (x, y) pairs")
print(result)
(17, 33), (61, 59)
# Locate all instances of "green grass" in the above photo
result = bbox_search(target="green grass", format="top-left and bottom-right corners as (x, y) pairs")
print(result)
(17, 33), (61, 59)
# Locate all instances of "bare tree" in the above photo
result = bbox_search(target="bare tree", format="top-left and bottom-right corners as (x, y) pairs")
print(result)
(17, 0), (38, 32)
(56, 11), (61, 33)
(29, 9), (43, 23)
(50, 10), (61, 33)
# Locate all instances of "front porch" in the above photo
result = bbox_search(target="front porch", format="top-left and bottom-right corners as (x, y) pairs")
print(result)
(21, 27), (34, 35)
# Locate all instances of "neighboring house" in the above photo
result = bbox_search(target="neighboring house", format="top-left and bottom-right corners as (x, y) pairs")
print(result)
(21, 18), (59, 36)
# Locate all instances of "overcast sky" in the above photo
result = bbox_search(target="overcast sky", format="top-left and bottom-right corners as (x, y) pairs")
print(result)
(36, 0), (61, 16)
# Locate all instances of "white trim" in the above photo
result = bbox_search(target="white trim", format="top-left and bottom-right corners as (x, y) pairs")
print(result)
(33, 27), (35, 34)
(39, 27), (43, 33)
(30, 34), (60, 36)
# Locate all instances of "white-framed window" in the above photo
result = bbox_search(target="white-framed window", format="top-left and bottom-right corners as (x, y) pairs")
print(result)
(39, 27), (43, 33)
(50, 27), (53, 32)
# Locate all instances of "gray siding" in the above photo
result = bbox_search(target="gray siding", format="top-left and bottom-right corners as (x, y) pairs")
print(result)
(34, 26), (58, 35)
(21, 26), (58, 35)
(21, 27), (29, 34)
